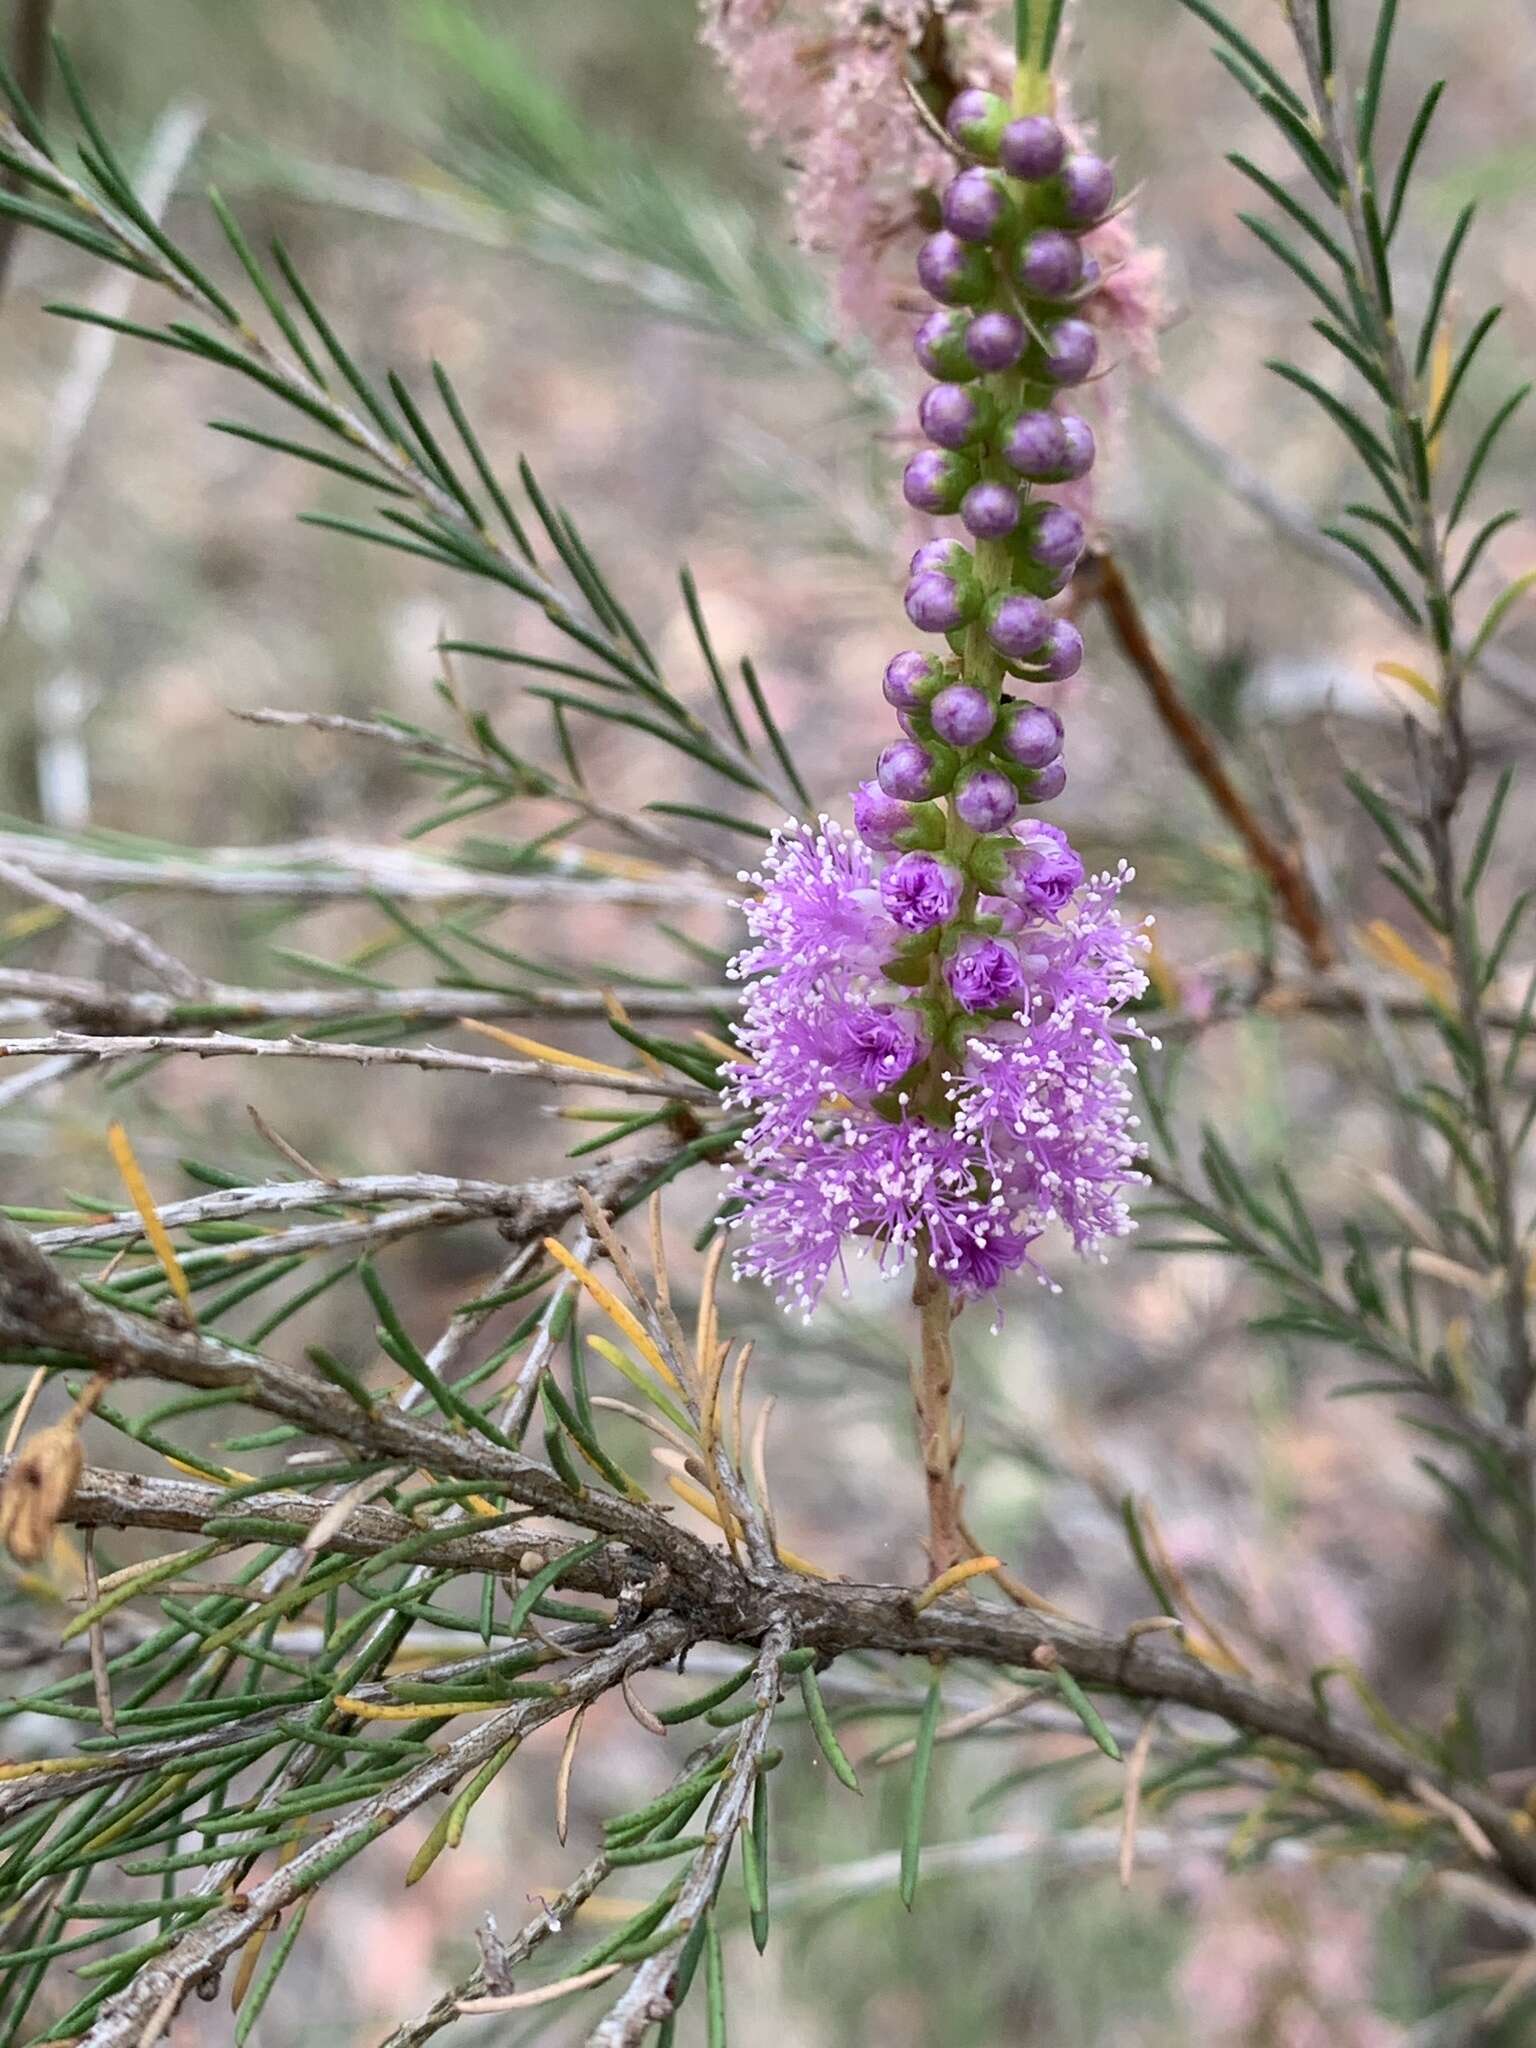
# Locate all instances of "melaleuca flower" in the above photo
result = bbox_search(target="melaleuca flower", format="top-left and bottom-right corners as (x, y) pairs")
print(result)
(724, 819), (1150, 1317)
(718, 23), (1156, 1321)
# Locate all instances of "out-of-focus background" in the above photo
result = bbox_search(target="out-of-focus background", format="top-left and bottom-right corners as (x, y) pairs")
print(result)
(2, 1), (1535, 2041)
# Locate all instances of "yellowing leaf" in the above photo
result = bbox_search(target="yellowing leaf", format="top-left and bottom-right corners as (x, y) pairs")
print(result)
(458, 1018), (637, 1081)
(106, 1121), (195, 1324)
(1357, 919), (1454, 1005)
(664, 1471), (830, 1579)
(1373, 660), (1441, 712)
(542, 1238), (682, 1392)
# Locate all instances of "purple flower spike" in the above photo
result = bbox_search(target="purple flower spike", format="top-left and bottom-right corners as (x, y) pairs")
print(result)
(1037, 318), (1099, 386)
(1056, 416), (1096, 480)
(902, 448), (975, 516)
(914, 308), (981, 383)
(999, 114), (1067, 182)
(852, 778), (917, 852)
(883, 650), (945, 711)
(985, 591), (1051, 661)
(1016, 229), (1084, 301)
(942, 168), (1012, 245)
(905, 572), (975, 635)
(877, 739), (955, 803)
(953, 766), (1019, 834)
(1005, 819), (1085, 912)
(929, 683), (996, 749)
(1020, 756), (1068, 803)
(945, 933), (1027, 1013)
(945, 88), (1008, 160)
(1056, 152), (1117, 225)
(919, 382), (988, 452)
(1003, 409), (1069, 480)
(917, 230), (994, 306)
(880, 850), (963, 931)
(910, 540), (972, 582)
(1033, 619), (1085, 681)
(997, 700), (1064, 768)
(961, 480), (1021, 541)
(1019, 502), (1086, 572)
(964, 310), (1026, 373)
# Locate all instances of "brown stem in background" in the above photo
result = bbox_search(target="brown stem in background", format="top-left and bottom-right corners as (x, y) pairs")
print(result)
(1082, 550), (1334, 970)
(912, 1248), (966, 1576)
(0, 0), (54, 303)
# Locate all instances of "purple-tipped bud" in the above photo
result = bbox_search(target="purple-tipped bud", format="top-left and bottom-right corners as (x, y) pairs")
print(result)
(945, 88), (1009, 160)
(929, 683), (996, 749)
(910, 538), (972, 579)
(1018, 501), (1086, 572)
(984, 591), (1051, 661)
(1054, 152), (1117, 226)
(1015, 228), (1085, 301)
(1020, 756), (1068, 803)
(904, 572), (977, 635)
(1003, 818), (1084, 910)
(942, 167), (1013, 244)
(960, 480), (1021, 541)
(998, 115), (1067, 182)
(964, 310), (1026, 373)
(883, 650), (946, 711)
(902, 447), (975, 516)
(853, 779), (918, 851)
(1002, 409), (1069, 480)
(1056, 415), (1096, 480)
(952, 765), (1019, 834)
(914, 308), (981, 383)
(996, 700), (1064, 768)
(877, 739), (957, 804)
(1035, 317), (1099, 386)
(880, 850), (963, 930)
(1032, 618), (1085, 681)
(918, 382), (990, 452)
(917, 230), (994, 307)
(945, 932), (1028, 1012)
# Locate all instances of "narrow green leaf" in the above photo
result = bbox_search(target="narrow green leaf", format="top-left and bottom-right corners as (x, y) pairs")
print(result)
(799, 1666), (861, 1792)
(739, 656), (809, 809)
(1237, 214), (1351, 328)
(705, 1911), (727, 2048)
(1469, 571), (1536, 660)
(1172, 0), (1308, 115)
(1428, 306), (1503, 442)
(1356, 0), (1399, 166)
(1450, 509), (1520, 600)
(1228, 153), (1348, 269)
(1344, 770), (1423, 875)
(899, 1672), (943, 1909)
(1320, 526), (1422, 626)
(1386, 80), (1444, 240)
(268, 237), (401, 446)
(506, 1539), (605, 1639)
(1448, 384), (1529, 530)
(207, 419), (407, 496)
(1268, 361), (1408, 519)
(206, 188), (328, 385)
(680, 566), (752, 752)
(1463, 765), (1514, 901)
(1312, 323), (1394, 407)
(1415, 204), (1475, 378)
(431, 360), (536, 561)
(1341, 502), (1421, 572)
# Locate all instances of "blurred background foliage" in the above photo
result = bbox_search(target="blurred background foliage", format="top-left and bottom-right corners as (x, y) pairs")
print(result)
(2, 0), (1536, 2042)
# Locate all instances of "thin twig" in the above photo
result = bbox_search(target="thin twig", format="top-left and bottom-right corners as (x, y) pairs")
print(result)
(1082, 553), (1333, 967)
(0, 857), (203, 997)
(0, 1029), (716, 1100)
